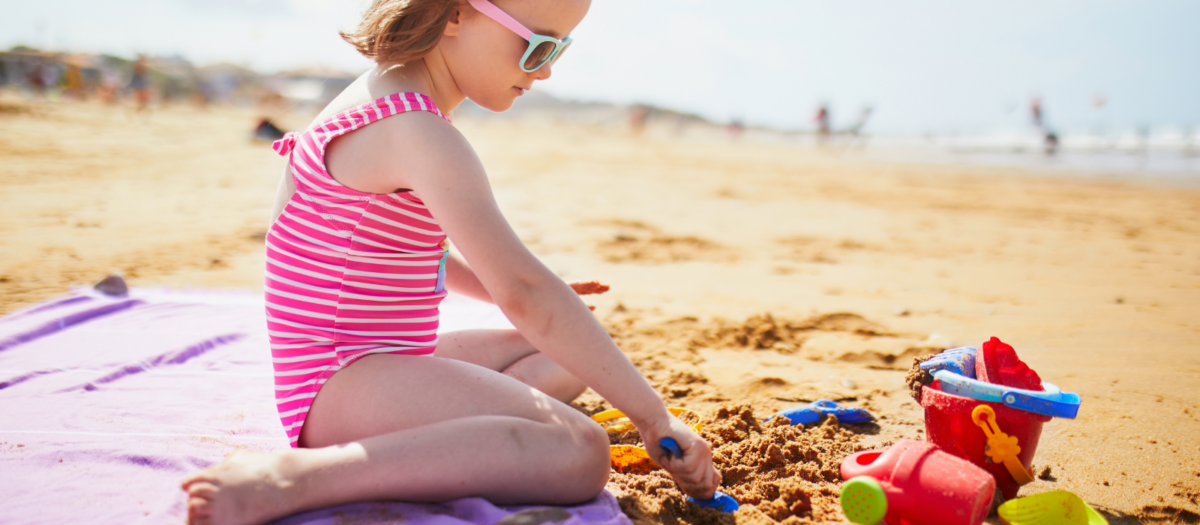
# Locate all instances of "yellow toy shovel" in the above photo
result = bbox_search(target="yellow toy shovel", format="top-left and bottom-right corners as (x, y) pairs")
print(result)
(971, 405), (1035, 485)
(998, 490), (1109, 525)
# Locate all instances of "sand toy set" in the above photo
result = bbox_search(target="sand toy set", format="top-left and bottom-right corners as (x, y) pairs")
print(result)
(588, 337), (1098, 524)
(838, 337), (1097, 525)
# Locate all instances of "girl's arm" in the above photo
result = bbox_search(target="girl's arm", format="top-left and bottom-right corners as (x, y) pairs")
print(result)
(445, 252), (609, 306)
(444, 252), (493, 303)
(336, 112), (720, 498)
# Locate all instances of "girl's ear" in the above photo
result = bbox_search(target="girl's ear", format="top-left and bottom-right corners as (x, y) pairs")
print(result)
(443, 3), (466, 37)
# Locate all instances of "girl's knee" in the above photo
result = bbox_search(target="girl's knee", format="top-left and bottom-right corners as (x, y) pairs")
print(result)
(558, 422), (610, 501)
(579, 420), (609, 462)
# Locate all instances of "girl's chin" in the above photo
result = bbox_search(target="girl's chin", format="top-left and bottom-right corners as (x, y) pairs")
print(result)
(474, 94), (518, 113)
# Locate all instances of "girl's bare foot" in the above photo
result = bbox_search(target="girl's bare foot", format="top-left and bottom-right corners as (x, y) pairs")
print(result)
(180, 449), (304, 525)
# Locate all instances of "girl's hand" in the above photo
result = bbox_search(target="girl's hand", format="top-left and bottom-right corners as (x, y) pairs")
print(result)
(640, 416), (722, 500)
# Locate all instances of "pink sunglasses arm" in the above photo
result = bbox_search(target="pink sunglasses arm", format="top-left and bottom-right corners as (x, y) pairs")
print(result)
(467, 0), (534, 40)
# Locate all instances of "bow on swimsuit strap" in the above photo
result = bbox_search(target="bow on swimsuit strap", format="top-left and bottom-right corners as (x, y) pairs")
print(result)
(273, 132), (299, 156)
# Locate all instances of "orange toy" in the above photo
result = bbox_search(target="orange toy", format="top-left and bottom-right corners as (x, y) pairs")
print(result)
(971, 405), (1034, 486)
(570, 281), (610, 295)
(591, 407), (701, 472)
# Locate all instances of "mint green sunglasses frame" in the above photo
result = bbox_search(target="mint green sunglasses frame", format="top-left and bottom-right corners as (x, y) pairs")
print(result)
(467, 0), (574, 73)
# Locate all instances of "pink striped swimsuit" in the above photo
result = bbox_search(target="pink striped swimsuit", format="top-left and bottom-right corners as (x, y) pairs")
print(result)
(267, 93), (451, 447)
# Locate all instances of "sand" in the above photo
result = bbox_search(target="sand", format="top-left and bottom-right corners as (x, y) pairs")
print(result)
(602, 406), (862, 525)
(1, 96), (1198, 524)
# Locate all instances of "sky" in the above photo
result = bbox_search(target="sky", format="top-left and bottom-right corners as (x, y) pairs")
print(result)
(3, 0), (1198, 134)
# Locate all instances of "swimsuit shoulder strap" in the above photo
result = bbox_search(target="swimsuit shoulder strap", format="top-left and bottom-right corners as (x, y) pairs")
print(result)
(272, 92), (450, 158)
(271, 93), (451, 199)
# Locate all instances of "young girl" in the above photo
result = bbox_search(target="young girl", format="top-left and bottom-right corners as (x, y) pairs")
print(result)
(180, 0), (720, 523)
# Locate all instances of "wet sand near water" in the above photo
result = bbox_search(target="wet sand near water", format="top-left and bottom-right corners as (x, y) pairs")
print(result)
(1, 97), (1197, 524)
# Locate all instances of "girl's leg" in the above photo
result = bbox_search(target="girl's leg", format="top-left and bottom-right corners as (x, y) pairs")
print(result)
(181, 355), (610, 525)
(434, 329), (587, 403)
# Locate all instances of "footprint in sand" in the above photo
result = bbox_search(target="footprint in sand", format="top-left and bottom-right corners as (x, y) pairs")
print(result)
(772, 235), (877, 264)
(589, 219), (734, 264)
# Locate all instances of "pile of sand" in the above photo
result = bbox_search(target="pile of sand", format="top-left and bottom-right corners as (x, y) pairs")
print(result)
(601, 405), (869, 525)
(574, 310), (931, 525)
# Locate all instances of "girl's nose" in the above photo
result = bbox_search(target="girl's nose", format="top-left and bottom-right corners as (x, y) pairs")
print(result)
(532, 64), (552, 81)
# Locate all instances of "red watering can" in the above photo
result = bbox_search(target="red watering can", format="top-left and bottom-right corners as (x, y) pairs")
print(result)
(840, 439), (994, 525)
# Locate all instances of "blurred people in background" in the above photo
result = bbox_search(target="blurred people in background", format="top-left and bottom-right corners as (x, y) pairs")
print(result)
(628, 104), (651, 135)
(1030, 96), (1043, 129)
(196, 79), (216, 108)
(26, 62), (47, 98)
(726, 118), (744, 140)
(129, 56), (151, 111)
(63, 62), (84, 100)
(42, 64), (61, 99)
(253, 118), (287, 141)
(1091, 93), (1109, 149)
(1030, 96), (1058, 155)
(1044, 131), (1059, 154)
(815, 104), (831, 145)
(99, 67), (121, 104)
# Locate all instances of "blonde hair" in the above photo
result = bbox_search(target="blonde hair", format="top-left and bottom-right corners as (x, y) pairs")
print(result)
(341, 0), (462, 65)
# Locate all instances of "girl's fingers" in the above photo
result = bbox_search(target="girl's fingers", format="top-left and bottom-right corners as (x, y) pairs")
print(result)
(700, 474), (721, 497)
(642, 418), (720, 499)
(674, 466), (717, 499)
(658, 439), (719, 499)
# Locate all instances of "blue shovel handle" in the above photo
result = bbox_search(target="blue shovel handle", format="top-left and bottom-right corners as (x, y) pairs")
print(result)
(658, 438), (740, 513)
(933, 370), (1081, 419)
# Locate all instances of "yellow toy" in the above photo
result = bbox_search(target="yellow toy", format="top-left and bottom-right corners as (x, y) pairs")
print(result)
(971, 405), (1034, 485)
(998, 490), (1109, 525)
(591, 407), (701, 472)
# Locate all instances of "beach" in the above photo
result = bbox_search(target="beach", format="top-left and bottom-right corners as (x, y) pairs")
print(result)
(1, 98), (1197, 524)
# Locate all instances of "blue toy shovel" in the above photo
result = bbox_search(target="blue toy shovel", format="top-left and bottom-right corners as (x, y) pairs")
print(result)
(918, 346), (978, 378)
(772, 399), (874, 425)
(658, 438), (739, 513)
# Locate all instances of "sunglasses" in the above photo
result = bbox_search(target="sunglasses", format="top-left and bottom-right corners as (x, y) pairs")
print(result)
(467, 0), (573, 73)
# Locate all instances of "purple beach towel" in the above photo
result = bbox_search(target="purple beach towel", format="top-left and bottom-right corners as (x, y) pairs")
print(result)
(0, 288), (630, 525)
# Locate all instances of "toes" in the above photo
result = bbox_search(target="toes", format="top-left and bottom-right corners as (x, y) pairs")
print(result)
(187, 481), (218, 500)
(186, 482), (218, 525)
(180, 468), (218, 489)
(188, 496), (213, 523)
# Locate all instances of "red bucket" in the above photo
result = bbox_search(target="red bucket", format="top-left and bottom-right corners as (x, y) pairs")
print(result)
(920, 381), (1050, 500)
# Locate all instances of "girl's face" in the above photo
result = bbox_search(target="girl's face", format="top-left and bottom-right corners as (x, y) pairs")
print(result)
(442, 0), (590, 111)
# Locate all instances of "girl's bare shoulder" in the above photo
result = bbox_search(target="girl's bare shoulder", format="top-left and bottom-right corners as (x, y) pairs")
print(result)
(323, 93), (476, 194)
(352, 110), (477, 188)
